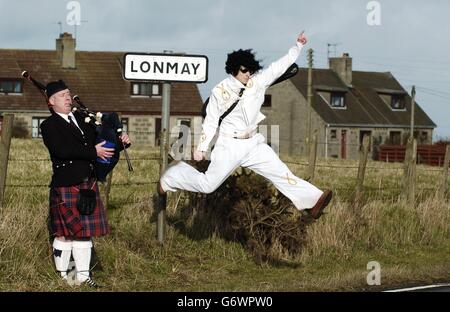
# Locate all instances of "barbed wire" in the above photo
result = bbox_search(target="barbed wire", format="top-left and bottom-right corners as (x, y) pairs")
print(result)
(5, 184), (440, 197)
(12, 126), (446, 147)
(8, 157), (161, 162)
(6, 156), (446, 172)
(271, 161), (445, 172)
(6, 181), (158, 188)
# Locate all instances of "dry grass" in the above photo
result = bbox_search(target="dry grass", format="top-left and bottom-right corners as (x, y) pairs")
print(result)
(0, 138), (449, 291)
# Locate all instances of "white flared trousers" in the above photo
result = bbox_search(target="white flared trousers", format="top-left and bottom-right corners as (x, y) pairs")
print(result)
(160, 134), (323, 210)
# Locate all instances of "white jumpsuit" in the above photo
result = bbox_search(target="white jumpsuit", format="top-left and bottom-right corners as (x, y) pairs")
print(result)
(160, 41), (323, 210)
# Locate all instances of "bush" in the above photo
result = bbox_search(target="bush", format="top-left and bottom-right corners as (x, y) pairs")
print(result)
(172, 165), (313, 263)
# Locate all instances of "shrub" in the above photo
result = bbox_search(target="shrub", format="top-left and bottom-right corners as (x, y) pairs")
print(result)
(173, 167), (313, 263)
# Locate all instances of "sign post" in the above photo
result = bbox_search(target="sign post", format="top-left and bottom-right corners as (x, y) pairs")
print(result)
(123, 52), (208, 244)
(158, 73), (171, 244)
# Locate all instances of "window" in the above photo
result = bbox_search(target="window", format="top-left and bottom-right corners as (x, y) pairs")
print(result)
(330, 92), (345, 108)
(391, 95), (405, 110)
(178, 119), (191, 128)
(177, 119), (191, 139)
(152, 84), (160, 95)
(0, 79), (23, 94)
(389, 131), (401, 145)
(330, 129), (337, 139)
(262, 94), (272, 108)
(121, 118), (129, 134)
(32, 117), (47, 138)
(175, 119), (191, 154)
(131, 82), (161, 96)
(420, 131), (428, 143)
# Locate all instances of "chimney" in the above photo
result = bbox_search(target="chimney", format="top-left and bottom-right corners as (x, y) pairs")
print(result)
(329, 53), (352, 86)
(56, 32), (76, 69)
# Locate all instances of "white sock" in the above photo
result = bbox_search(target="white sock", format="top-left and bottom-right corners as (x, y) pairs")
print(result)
(72, 240), (93, 283)
(52, 238), (73, 279)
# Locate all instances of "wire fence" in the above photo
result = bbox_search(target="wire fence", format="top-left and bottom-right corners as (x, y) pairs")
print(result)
(7, 156), (445, 172)
(4, 155), (446, 189)
(6, 181), (158, 188)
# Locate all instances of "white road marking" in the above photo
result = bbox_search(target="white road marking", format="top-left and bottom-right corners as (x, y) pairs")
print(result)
(384, 283), (450, 292)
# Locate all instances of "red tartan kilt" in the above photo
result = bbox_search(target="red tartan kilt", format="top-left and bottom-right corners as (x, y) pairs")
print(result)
(49, 179), (110, 239)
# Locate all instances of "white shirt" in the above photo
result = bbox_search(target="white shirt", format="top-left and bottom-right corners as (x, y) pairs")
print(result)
(56, 111), (84, 135)
(197, 42), (304, 152)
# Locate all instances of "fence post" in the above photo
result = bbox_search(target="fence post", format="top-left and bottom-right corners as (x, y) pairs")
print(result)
(307, 133), (317, 182)
(354, 135), (370, 207)
(403, 139), (411, 197)
(0, 114), (14, 209)
(439, 144), (450, 199)
(403, 138), (417, 205)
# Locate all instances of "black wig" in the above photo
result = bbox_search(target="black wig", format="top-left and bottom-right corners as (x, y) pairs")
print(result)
(225, 49), (263, 76)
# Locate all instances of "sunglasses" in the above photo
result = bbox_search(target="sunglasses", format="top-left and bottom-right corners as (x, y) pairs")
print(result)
(239, 67), (254, 74)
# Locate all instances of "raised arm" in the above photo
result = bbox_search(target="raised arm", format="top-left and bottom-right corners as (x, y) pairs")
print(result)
(256, 32), (308, 88)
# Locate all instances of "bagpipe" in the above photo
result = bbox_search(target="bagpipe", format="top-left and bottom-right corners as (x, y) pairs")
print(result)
(21, 71), (133, 181)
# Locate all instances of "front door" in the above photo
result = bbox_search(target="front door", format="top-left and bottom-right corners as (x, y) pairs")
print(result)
(155, 118), (161, 146)
(341, 130), (347, 159)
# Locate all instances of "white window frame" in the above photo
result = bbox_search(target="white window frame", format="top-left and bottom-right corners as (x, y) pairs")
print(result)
(32, 117), (47, 138)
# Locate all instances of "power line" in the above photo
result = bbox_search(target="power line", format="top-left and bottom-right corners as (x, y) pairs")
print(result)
(417, 89), (450, 101)
(313, 49), (450, 78)
(352, 60), (450, 79)
(416, 86), (450, 97)
(314, 49), (450, 68)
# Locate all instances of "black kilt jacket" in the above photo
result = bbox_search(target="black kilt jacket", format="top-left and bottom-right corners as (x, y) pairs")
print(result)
(40, 111), (97, 187)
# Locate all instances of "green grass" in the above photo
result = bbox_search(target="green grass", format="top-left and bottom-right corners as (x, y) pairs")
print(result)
(0, 138), (449, 291)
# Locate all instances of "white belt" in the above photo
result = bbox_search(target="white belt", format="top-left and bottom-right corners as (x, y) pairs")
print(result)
(220, 129), (257, 140)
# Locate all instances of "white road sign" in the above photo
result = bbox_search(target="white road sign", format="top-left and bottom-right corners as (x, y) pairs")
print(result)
(123, 53), (208, 83)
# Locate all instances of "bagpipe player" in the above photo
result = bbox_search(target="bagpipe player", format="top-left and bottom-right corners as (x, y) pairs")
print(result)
(40, 80), (131, 287)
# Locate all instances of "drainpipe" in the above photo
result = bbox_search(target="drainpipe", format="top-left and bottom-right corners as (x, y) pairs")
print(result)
(325, 124), (329, 159)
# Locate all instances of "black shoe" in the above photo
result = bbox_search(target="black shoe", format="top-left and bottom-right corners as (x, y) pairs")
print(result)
(83, 277), (102, 289)
(306, 190), (333, 219)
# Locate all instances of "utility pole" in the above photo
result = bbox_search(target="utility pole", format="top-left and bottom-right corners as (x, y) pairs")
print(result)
(306, 48), (314, 156)
(410, 86), (416, 140)
(404, 86), (417, 205)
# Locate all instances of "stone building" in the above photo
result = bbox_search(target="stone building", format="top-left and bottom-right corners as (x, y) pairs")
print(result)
(0, 33), (203, 147)
(262, 53), (436, 160)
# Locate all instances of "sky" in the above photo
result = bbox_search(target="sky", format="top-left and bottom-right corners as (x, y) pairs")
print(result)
(1, 0), (449, 140)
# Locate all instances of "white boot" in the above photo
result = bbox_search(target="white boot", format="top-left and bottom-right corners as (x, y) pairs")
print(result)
(72, 240), (93, 285)
(52, 238), (73, 279)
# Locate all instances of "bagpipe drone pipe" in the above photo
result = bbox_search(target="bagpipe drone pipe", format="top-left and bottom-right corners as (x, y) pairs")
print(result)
(22, 71), (133, 181)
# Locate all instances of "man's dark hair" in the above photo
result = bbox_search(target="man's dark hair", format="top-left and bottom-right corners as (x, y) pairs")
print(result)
(225, 49), (262, 76)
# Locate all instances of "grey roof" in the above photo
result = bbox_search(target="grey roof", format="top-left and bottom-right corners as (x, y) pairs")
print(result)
(289, 68), (436, 128)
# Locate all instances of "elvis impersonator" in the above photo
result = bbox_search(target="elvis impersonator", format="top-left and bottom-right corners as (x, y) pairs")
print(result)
(40, 80), (131, 287)
(159, 32), (332, 219)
